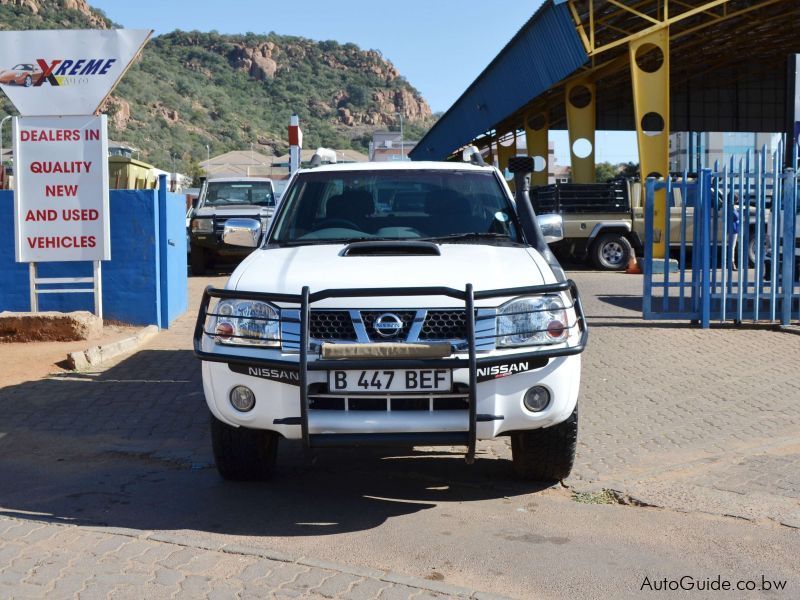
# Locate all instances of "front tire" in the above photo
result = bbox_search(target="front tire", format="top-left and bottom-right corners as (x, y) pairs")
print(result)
(510, 407), (578, 482)
(23, 75), (32, 87)
(591, 233), (632, 270)
(190, 244), (207, 275)
(210, 413), (279, 481)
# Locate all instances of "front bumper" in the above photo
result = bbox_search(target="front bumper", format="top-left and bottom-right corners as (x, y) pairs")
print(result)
(194, 281), (588, 461)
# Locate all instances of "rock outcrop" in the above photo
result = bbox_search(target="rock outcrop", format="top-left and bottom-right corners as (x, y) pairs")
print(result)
(229, 41), (278, 80)
(0, 0), (109, 28)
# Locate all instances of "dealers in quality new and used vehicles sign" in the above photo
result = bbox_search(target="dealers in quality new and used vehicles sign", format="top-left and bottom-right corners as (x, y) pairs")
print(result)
(13, 115), (110, 262)
(0, 29), (151, 116)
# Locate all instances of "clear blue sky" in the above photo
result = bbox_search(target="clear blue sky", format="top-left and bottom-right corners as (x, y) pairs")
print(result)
(90, 0), (636, 163)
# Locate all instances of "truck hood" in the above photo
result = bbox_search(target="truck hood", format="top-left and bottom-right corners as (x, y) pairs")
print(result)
(230, 244), (555, 308)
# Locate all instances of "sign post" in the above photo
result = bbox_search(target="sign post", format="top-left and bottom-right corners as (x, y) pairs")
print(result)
(14, 115), (110, 316)
(0, 29), (151, 317)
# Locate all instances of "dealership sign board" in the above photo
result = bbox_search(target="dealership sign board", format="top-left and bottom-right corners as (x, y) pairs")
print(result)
(0, 29), (151, 116)
(13, 115), (110, 262)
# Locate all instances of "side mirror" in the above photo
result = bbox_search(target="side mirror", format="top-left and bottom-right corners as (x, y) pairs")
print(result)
(223, 218), (261, 248)
(537, 214), (564, 244)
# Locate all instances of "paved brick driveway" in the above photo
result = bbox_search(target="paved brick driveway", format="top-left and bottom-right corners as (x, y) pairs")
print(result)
(0, 270), (798, 598)
(570, 272), (800, 525)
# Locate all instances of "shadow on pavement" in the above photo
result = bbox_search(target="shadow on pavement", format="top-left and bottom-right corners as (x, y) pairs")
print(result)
(0, 349), (548, 537)
(595, 294), (643, 312)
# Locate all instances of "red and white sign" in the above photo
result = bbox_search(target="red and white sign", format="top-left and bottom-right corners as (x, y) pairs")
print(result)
(13, 115), (110, 263)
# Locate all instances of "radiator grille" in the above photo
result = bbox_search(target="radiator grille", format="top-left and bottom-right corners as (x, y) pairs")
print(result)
(420, 310), (468, 340)
(309, 311), (357, 341)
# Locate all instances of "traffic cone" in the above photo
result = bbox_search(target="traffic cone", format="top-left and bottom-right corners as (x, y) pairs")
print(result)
(626, 253), (642, 274)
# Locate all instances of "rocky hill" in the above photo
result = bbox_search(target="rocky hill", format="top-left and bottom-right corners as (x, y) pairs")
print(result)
(0, 0), (434, 173)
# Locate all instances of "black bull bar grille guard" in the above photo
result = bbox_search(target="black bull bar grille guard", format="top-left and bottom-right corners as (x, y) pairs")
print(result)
(193, 281), (589, 462)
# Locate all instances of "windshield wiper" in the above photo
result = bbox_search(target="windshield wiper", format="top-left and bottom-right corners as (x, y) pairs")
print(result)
(276, 236), (388, 247)
(420, 232), (515, 243)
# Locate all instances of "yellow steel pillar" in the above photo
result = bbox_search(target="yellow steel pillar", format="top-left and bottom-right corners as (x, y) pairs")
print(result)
(525, 111), (549, 186)
(629, 28), (670, 259)
(496, 130), (517, 173)
(565, 79), (596, 184)
(496, 130), (518, 192)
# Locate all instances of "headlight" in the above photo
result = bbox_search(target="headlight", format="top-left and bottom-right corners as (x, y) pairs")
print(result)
(214, 299), (280, 346)
(192, 218), (213, 233)
(497, 295), (569, 347)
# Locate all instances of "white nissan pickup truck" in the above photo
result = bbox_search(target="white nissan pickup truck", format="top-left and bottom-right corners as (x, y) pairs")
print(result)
(194, 156), (588, 482)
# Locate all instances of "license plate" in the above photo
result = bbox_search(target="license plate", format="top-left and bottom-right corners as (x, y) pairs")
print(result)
(328, 369), (452, 393)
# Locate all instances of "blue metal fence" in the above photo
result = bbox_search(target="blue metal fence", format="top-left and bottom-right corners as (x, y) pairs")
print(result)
(643, 144), (799, 328)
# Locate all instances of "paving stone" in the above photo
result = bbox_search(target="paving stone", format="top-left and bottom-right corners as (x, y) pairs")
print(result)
(312, 572), (362, 598)
(379, 583), (429, 600)
(261, 563), (309, 589)
(347, 577), (392, 600)
(290, 567), (335, 593)
(157, 547), (204, 569)
(177, 574), (211, 596)
(153, 566), (184, 587)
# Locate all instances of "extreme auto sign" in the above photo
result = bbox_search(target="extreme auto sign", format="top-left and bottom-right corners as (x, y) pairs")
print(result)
(0, 29), (151, 264)
(0, 29), (151, 116)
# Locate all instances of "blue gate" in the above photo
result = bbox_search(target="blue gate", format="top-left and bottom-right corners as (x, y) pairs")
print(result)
(643, 144), (799, 328)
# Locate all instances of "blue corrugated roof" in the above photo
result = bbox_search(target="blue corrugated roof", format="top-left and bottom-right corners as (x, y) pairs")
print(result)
(410, 1), (588, 161)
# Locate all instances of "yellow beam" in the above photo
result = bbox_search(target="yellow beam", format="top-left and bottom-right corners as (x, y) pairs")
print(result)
(606, 0), (661, 25)
(566, 0), (750, 57)
(565, 79), (596, 184)
(629, 28), (670, 259)
(568, 0), (593, 53)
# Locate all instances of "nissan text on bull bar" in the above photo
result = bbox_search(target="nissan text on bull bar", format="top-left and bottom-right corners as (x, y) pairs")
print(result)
(194, 155), (588, 481)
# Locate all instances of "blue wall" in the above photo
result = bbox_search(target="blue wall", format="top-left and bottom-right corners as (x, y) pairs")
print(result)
(0, 184), (187, 328)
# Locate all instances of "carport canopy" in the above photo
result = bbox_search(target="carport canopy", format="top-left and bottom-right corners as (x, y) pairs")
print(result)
(411, 0), (800, 161)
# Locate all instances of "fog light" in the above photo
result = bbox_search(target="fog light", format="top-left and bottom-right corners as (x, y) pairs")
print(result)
(230, 386), (256, 412)
(523, 386), (550, 412)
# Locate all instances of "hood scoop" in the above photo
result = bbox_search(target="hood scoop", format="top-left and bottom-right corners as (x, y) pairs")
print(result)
(341, 241), (441, 257)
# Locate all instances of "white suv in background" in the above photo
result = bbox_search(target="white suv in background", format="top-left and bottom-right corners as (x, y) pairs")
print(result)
(194, 158), (588, 482)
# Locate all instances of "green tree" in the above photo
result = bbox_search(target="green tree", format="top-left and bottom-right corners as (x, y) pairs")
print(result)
(619, 162), (640, 179)
(595, 162), (620, 182)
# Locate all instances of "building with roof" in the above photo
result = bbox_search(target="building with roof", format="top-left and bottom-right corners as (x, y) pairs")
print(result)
(369, 131), (418, 162)
(200, 150), (274, 179)
(202, 148), (368, 182)
(669, 131), (783, 173)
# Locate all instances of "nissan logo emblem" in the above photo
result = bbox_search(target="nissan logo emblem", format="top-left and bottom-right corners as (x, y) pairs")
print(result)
(373, 313), (404, 338)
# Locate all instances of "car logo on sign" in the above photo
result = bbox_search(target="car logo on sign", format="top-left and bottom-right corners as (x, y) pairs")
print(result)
(373, 313), (404, 338)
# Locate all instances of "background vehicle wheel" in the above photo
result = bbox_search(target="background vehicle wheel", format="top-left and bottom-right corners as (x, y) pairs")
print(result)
(24, 75), (32, 87)
(591, 233), (632, 270)
(190, 245), (207, 275)
(747, 234), (757, 267)
(510, 407), (578, 482)
(210, 412), (279, 481)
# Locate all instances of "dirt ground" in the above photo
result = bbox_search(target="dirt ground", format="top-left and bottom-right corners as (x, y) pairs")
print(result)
(0, 322), (141, 387)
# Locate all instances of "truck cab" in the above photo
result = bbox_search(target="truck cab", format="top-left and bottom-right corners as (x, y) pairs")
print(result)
(189, 177), (276, 275)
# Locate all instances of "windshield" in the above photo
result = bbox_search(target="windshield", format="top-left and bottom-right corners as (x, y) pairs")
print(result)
(270, 169), (521, 245)
(202, 181), (275, 207)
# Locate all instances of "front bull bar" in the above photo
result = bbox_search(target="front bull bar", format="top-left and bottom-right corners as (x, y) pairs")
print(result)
(193, 281), (589, 463)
